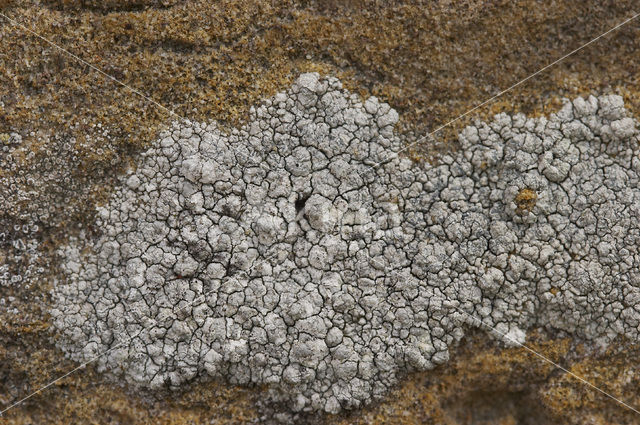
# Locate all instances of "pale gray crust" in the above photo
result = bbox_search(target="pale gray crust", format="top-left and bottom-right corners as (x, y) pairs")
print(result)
(52, 74), (640, 415)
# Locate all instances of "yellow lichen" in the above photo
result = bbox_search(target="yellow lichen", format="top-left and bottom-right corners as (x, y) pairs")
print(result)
(514, 188), (538, 214)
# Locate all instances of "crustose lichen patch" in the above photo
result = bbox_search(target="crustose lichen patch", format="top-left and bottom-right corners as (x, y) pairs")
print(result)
(51, 73), (640, 416)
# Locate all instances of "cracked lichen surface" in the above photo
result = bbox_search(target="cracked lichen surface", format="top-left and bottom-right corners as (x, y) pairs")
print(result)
(52, 74), (640, 417)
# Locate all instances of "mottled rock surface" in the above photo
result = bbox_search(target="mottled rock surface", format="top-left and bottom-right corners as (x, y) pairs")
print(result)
(2, 1), (640, 424)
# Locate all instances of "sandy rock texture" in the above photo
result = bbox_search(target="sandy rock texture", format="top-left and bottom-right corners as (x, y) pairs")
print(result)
(2, 1), (640, 424)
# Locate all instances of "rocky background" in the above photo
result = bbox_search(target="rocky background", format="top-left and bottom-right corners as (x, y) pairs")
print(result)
(1, 0), (640, 424)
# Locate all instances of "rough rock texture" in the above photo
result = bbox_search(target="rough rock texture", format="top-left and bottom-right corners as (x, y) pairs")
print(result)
(52, 73), (640, 418)
(3, 1), (640, 424)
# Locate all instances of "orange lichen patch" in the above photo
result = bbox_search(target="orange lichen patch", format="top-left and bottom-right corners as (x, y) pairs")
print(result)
(514, 188), (538, 214)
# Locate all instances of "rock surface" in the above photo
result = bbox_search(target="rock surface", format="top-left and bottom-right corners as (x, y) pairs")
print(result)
(2, 1), (640, 424)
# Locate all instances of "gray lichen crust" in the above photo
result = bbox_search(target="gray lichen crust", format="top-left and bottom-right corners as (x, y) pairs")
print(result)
(52, 73), (640, 415)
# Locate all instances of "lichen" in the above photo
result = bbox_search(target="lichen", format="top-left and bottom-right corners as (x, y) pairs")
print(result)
(51, 74), (640, 418)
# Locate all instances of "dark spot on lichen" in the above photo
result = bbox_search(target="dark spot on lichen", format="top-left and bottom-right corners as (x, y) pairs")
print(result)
(295, 194), (309, 214)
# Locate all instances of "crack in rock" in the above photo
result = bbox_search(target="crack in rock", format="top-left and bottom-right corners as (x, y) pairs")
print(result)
(52, 73), (640, 416)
